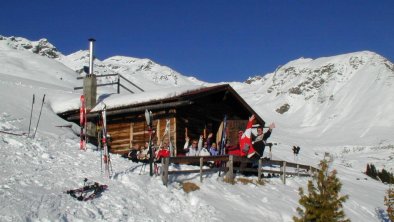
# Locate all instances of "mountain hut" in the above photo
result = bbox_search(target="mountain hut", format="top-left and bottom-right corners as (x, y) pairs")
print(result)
(60, 84), (265, 156)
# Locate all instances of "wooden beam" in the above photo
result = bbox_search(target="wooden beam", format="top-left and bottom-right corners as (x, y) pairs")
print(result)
(225, 155), (234, 182)
(157, 119), (161, 146)
(200, 157), (203, 182)
(129, 122), (134, 148)
(162, 157), (169, 186)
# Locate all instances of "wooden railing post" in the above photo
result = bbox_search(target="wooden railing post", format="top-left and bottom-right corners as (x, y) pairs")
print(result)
(117, 74), (120, 94)
(162, 157), (169, 186)
(200, 157), (203, 182)
(258, 159), (263, 182)
(297, 164), (300, 177)
(282, 161), (286, 184)
(225, 155), (234, 181)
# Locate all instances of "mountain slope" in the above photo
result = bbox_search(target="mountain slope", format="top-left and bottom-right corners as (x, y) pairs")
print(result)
(57, 49), (206, 92)
(238, 51), (394, 146)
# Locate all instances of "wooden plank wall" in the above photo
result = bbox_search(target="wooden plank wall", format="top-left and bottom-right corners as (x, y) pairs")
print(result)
(107, 121), (134, 154)
(107, 113), (177, 155)
(226, 120), (248, 147)
(106, 112), (247, 155)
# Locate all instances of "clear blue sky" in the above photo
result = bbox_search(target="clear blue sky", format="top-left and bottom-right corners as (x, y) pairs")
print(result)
(1, 0), (393, 82)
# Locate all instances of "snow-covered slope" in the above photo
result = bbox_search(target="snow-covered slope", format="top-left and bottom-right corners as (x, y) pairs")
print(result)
(57, 49), (206, 92)
(1, 35), (206, 92)
(0, 35), (61, 59)
(0, 35), (392, 221)
(238, 51), (394, 146)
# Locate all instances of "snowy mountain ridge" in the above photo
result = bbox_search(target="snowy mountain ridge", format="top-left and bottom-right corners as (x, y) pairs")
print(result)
(0, 35), (205, 91)
(236, 51), (394, 147)
(247, 51), (394, 102)
(0, 35), (61, 58)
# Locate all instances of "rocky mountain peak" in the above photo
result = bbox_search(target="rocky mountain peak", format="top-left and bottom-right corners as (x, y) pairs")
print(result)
(0, 35), (60, 58)
(247, 51), (393, 103)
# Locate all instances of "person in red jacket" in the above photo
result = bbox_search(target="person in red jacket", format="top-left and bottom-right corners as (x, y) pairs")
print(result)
(155, 142), (170, 162)
(252, 122), (275, 159)
(239, 115), (257, 158)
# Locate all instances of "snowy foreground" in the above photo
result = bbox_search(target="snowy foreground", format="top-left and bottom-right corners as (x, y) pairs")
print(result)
(0, 76), (391, 222)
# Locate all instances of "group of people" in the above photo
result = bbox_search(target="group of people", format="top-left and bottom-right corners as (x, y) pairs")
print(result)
(184, 114), (276, 160)
(127, 141), (171, 163)
(127, 114), (275, 161)
(127, 142), (150, 163)
(183, 133), (219, 156)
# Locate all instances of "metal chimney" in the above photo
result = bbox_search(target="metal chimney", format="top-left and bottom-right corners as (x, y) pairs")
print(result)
(88, 38), (95, 75)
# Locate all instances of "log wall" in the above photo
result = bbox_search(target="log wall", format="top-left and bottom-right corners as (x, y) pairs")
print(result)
(107, 110), (176, 155)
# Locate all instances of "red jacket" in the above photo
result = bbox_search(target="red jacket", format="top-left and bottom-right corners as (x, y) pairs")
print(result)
(156, 149), (170, 160)
(239, 119), (256, 158)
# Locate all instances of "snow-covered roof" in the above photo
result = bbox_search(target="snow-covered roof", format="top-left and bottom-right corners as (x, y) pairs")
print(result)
(91, 84), (206, 112)
(60, 84), (265, 126)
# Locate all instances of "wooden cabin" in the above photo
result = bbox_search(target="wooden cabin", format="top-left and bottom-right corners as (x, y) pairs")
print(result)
(60, 84), (265, 156)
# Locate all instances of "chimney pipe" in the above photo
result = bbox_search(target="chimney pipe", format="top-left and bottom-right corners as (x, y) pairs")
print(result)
(88, 38), (96, 75)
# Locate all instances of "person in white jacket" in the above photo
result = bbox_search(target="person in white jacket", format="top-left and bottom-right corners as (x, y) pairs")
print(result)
(184, 136), (203, 156)
(198, 136), (211, 156)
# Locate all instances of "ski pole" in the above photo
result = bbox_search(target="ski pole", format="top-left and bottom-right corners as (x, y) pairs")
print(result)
(32, 94), (45, 139)
(100, 137), (103, 174)
(28, 94), (35, 137)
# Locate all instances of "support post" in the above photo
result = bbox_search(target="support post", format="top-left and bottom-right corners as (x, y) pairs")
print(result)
(282, 161), (287, 184)
(258, 159), (263, 182)
(162, 157), (169, 186)
(84, 38), (97, 139)
(225, 155), (234, 182)
(117, 75), (120, 94)
(200, 157), (203, 182)
(83, 75), (97, 138)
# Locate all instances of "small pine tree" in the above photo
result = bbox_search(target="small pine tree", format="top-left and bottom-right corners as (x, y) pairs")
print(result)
(379, 169), (389, 183)
(384, 187), (394, 221)
(293, 160), (350, 222)
(370, 164), (378, 179)
(366, 164), (371, 176)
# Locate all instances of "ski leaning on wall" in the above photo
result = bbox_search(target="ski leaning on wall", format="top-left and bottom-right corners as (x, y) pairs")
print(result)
(218, 115), (227, 177)
(79, 95), (86, 150)
(144, 109), (155, 176)
(158, 119), (174, 157)
(219, 115), (227, 155)
(101, 105), (112, 178)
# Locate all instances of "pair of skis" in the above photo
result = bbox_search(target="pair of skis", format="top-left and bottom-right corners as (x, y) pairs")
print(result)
(218, 115), (228, 177)
(145, 109), (155, 177)
(80, 95), (87, 150)
(27, 94), (46, 138)
(100, 104), (112, 178)
(65, 178), (108, 201)
(219, 115), (228, 155)
(157, 119), (174, 157)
